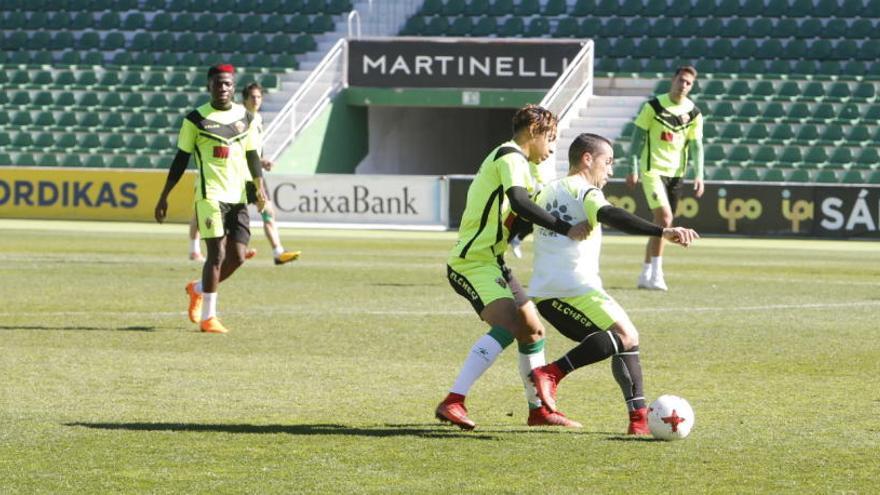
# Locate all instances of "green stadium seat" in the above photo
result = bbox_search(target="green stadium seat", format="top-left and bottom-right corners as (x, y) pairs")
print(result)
(150, 135), (174, 149)
(801, 82), (825, 99)
(722, 18), (748, 38)
(515, 0), (540, 16)
(721, 123), (744, 141)
(148, 114), (171, 129)
(308, 15), (335, 34)
(754, 146), (777, 164)
(127, 135), (149, 150)
(78, 113), (100, 128)
(84, 155), (106, 168)
(13, 133), (34, 148)
(34, 133), (55, 148)
(848, 19), (872, 39)
(846, 126), (871, 144)
(865, 105), (880, 121)
(814, 169), (838, 183)
(736, 168), (760, 181)
(0, 152), (11, 165)
(868, 170), (880, 184)
(498, 17), (525, 37)
(811, 103), (835, 122)
(779, 146), (803, 166)
(828, 82), (851, 100)
(424, 16), (450, 36)
(761, 102), (785, 121)
(38, 154), (60, 167)
(102, 113), (125, 128)
(762, 168), (785, 182)
(746, 123), (769, 141)
(293, 34), (317, 53)
(777, 82), (800, 102)
(786, 103), (810, 121)
(443, 0), (466, 15)
(12, 111), (32, 126)
(56, 133), (77, 149)
(133, 156), (154, 169)
(794, 125), (819, 143)
(449, 16), (474, 36)
(738, 102), (760, 120)
(543, 0), (566, 15)
(16, 153), (38, 167)
(401, 16), (426, 35)
(466, 0), (490, 15)
(841, 170), (864, 184)
(705, 144), (726, 162)
(728, 145), (751, 163)
(819, 125), (844, 144)
(787, 169), (811, 183)
(829, 148), (853, 168)
(472, 16), (497, 36)
(78, 31), (101, 50)
(701, 80), (726, 98)
(711, 167), (734, 181)
(853, 83), (876, 101)
(34, 111), (55, 126)
(803, 147), (829, 167)
(525, 17), (550, 37)
(48, 11), (71, 29)
(855, 149), (880, 169)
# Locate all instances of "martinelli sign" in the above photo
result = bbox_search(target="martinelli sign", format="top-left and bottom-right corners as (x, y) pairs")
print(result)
(348, 37), (586, 89)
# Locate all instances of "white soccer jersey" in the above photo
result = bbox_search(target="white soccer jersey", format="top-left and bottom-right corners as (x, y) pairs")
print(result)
(528, 174), (611, 298)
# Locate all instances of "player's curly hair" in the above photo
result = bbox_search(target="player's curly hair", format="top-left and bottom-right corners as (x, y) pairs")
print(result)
(512, 104), (557, 140)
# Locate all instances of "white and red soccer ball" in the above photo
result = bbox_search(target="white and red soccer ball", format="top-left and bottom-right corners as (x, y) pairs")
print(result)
(648, 395), (695, 441)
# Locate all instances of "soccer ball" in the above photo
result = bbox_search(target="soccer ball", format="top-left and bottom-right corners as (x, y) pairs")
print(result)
(648, 395), (695, 441)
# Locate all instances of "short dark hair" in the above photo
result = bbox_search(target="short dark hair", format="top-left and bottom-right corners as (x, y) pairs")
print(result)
(512, 104), (557, 138)
(568, 133), (612, 167)
(241, 82), (264, 99)
(674, 65), (698, 79)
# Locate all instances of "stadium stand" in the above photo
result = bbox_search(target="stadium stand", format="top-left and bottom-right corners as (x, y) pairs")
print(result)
(0, 0), (351, 168)
(397, 0), (880, 182)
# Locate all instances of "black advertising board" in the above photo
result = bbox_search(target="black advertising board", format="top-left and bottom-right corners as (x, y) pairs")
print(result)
(447, 178), (880, 238)
(348, 38), (585, 89)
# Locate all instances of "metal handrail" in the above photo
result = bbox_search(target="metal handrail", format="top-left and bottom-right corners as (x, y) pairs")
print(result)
(347, 10), (361, 39)
(539, 40), (595, 126)
(262, 37), (347, 161)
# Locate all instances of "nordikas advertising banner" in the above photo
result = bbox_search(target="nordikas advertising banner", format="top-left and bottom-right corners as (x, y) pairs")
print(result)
(348, 38), (585, 89)
(0, 167), (196, 222)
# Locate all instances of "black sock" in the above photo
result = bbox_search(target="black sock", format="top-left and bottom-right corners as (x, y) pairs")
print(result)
(556, 331), (623, 374)
(611, 346), (645, 411)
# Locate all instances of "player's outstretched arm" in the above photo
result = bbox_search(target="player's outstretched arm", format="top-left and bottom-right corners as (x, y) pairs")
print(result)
(662, 227), (700, 247)
(154, 150), (191, 223)
(506, 186), (579, 238)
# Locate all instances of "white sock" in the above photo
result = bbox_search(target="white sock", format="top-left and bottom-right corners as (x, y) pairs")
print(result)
(641, 262), (652, 277)
(273, 246), (285, 257)
(519, 347), (546, 409)
(190, 239), (200, 255)
(450, 333), (506, 396)
(202, 292), (217, 321)
(650, 256), (663, 275)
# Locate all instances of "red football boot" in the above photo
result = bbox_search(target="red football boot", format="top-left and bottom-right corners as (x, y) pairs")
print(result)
(529, 363), (565, 412)
(435, 394), (476, 430)
(527, 406), (583, 428)
(627, 407), (650, 435)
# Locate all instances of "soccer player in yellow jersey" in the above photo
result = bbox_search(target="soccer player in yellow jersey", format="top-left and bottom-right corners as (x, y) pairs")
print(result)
(154, 64), (266, 334)
(626, 65), (705, 291)
(436, 105), (590, 430)
(241, 82), (301, 265)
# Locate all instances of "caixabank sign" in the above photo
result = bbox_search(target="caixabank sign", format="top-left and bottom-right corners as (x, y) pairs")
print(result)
(449, 177), (880, 238)
(261, 173), (448, 227)
(348, 38), (585, 89)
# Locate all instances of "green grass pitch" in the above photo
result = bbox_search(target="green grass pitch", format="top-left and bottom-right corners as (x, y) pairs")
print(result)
(1, 219), (878, 493)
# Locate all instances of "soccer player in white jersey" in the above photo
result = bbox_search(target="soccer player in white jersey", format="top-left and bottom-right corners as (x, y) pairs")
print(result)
(527, 133), (699, 433)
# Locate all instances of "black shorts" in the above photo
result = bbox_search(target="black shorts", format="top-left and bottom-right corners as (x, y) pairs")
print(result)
(218, 201), (251, 245)
(661, 176), (683, 214)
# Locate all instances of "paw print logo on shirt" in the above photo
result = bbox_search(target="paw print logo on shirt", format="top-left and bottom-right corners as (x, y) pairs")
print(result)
(545, 199), (573, 222)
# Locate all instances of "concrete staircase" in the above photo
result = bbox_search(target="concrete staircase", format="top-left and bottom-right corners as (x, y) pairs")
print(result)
(553, 77), (656, 174)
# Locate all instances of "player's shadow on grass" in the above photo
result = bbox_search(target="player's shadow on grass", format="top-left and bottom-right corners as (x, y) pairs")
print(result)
(66, 422), (496, 440)
(0, 325), (155, 332)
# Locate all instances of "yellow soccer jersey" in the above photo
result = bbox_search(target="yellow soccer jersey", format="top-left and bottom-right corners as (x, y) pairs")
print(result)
(177, 102), (259, 204)
(450, 141), (535, 263)
(634, 93), (703, 177)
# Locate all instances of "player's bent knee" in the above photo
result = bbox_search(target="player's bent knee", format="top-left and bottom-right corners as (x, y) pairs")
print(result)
(611, 322), (639, 350)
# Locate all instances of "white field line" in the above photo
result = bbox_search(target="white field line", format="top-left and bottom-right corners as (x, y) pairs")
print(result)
(2, 300), (878, 319)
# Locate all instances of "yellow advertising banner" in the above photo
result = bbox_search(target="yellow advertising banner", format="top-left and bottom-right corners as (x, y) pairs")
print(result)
(0, 167), (196, 222)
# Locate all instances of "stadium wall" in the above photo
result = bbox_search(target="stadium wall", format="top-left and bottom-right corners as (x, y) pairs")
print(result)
(0, 168), (196, 223)
(273, 98), (368, 175)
